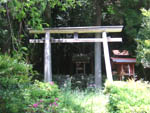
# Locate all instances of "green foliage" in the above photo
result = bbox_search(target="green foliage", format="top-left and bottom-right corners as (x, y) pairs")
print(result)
(111, 0), (144, 38)
(137, 9), (150, 40)
(0, 53), (60, 112)
(104, 80), (150, 113)
(0, 54), (33, 76)
(1, 0), (79, 28)
(0, 54), (32, 113)
(0, 75), (31, 89)
(0, 76), (31, 113)
(0, 79), (60, 113)
(24, 81), (60, 113)
(136, 9), (150, 68)
(106, 0), (150, 54)
(0, 0), (80, 55)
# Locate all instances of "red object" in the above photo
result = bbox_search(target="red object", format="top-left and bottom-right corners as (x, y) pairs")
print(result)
(111, 57), (136, 80)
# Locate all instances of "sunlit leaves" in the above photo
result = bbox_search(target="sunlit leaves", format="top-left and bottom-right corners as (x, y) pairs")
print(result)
(0, 0), (8, 3)
(136, 9), (150, 67)
(141, 8), (150, 17)
(144, 40), (150, 47)
(107, 5), (115, 15)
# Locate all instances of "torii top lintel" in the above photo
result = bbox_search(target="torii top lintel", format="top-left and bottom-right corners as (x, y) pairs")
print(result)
(29, 26), (123, 34)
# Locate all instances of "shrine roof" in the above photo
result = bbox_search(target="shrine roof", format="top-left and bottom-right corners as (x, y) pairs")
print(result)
(112, 50), (129, 56)
(111, 57), (136, 63)
(72, 54), (90, 62)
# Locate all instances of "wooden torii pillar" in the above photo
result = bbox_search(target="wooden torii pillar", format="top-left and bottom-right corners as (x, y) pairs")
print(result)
(29, 26), (123, 86)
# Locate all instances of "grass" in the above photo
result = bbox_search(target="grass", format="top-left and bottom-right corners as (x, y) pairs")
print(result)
(59, 88), (108, 113)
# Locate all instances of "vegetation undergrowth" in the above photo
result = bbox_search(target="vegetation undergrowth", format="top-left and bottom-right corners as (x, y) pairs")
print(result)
(104, 80), (150, 113)
(59, 81), (108, 113)
(2, 54), (150, 113)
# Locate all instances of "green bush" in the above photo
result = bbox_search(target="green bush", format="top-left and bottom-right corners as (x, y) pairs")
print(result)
(0, 54), (33, 113)
(24, 81), (60, 113)
(0, 78), (60, 113)
(0, 54), (60, 113)
(0, 54), (33, 77)
(104, 80), (150, 113)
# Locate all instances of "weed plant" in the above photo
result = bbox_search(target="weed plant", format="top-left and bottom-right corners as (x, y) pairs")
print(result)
(58, 79), (108, 113)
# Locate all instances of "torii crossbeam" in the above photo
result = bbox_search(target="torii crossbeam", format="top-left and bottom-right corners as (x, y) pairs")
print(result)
(29, 26), (123, 85)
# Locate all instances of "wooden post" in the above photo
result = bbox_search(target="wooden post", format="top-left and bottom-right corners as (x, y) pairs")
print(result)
(74, 32), (78, 39)
(102, 32), (113, 82)
(44, 32), (52, 82)
(132, 64), (135, 78)
(95, 33), (102, 88)
(128, 64), (130, 76)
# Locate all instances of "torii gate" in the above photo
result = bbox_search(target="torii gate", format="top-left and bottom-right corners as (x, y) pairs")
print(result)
(29, 26), (123, 86)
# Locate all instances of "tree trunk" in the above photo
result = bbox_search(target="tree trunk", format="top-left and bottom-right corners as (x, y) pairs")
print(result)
(44, 3), (52, 25)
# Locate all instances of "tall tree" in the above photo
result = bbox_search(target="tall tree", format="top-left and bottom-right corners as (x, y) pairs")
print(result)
(0, 0), (79, 54)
